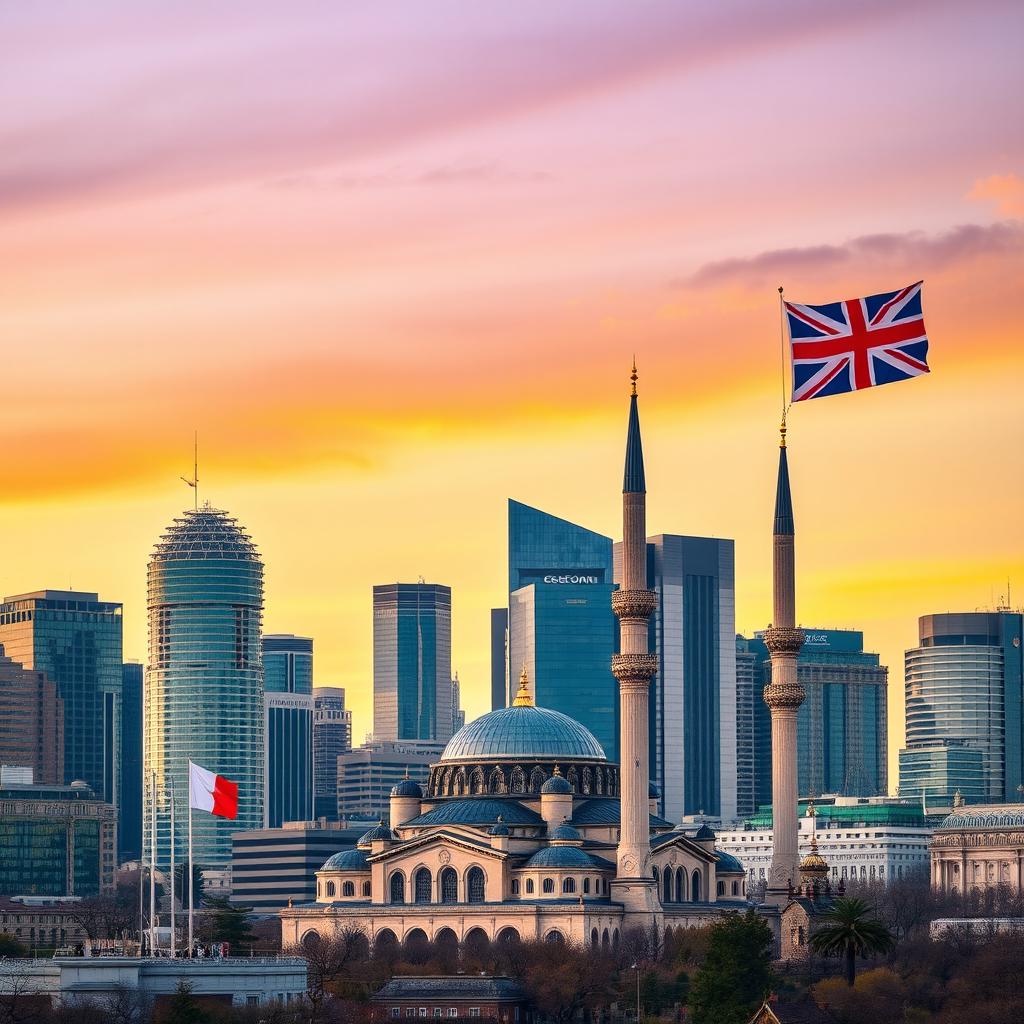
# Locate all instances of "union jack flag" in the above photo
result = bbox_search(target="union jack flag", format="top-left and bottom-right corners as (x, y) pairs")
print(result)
(786, 281), (929, 402)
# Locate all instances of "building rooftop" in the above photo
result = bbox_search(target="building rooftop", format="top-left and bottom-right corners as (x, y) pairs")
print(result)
(937, 804), (1024, 830)
(404, 799), (544, 828)
(374, 976), (526, 1002)
(151, 505), (260, 562)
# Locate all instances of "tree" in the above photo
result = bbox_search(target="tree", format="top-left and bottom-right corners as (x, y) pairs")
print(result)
(809, 897), (894, 986)
(174, 863), (205, 910)
(165, 981), (208, 1024)
(516, 941), (616, 1024)
(687, 910), (774, 1024)
(201, 896), (254, 948)
(0, 935), (27, 957)
(289, 926), (370, 1018)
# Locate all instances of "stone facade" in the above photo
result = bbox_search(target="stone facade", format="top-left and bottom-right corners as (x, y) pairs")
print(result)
(930, 804), (1024, 893)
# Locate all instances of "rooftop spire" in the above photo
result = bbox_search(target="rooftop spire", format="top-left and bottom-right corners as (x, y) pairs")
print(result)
(773, 425), (794, 536)
(623, 361), (646, 494)
(512, 665), (534, 707)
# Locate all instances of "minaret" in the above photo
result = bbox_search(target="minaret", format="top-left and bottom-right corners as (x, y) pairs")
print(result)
(610, 363), (661, 919)
(763, 422), (805, 902)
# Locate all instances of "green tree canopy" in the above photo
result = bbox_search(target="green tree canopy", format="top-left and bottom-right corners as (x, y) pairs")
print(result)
(809, 897), (894, 986)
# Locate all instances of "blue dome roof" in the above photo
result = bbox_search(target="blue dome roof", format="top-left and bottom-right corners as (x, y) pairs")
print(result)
(358, 823), (396, 846)
(441, 704), (606, 762)
(714, 850), (745, 874)
(939, 804), (1024, 830)
(541, 775), (573, 795)
(525, 845), (601, 869)
(321, 849), (369, 871)
(391, 778), (423, 798)
(549, 824), (582, 843)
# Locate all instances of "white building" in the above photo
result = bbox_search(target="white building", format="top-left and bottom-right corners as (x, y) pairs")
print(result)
(713, 796), (933, 889)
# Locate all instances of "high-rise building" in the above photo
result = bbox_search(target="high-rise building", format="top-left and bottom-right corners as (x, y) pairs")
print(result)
(145, 506), (264, 870)
(262, 635), (314, 828)
(507, 500), (618, 759)
(0, 647), (63, 785)
(373, 583), (453, 744)
(490, 608), (508, 710)
(0, 590), (122, 805)
(740, 628), (889, 807)
(313, 687), (351, 820)
(336, 740), (443, 821)
(899, 611), (1023, 805)
(451, 672), (465, 733)
(119, 662), (144, 861)
(615, 535), (737, 822)
(735, 639), (758, 818)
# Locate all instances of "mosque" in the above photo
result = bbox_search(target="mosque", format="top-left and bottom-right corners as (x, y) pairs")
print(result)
(280, 368), (805, 950)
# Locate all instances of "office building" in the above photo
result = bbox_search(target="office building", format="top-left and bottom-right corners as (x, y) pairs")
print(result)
(735, 639), (758, 818)
(0, 590), (122, 805)
(119, 662), (143, 861)
(336, 740), (444, 821)
(0, 648), (63, 785)
(899, 742), (986, 808)
(714, 796), (932, 890)
(490, 608), (508, 710)
(0, 780), (117, 897)
(740, 628), (889, 809)
(230, 819), (365, 912)
(145, 505), (264, 870)
(373, 583), (453, 744)
(899, 611), (1024, 805)
(262, 635), (314, 829)
(451, 672), (465, 733)
(507, 500), (618, 760)
(313, 687), (352, 820)
(616, 535), (737, 822)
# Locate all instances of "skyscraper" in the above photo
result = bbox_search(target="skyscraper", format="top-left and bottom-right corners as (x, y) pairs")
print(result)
(507, 500), (618, 759)
(735, 639), (758, 818)
(262, 635), (314, 828)
(615, 535), (737, 822)
(119, 662), (144, 861)
(740, 628), (889, 807)
(313, 687), (351, 820)
(373, 583), (453, 744)
(899, 611), (1023, 804)
(0, 590), (122, 804)
(145, 506), (264, 870)
(0, 647), (63, 785)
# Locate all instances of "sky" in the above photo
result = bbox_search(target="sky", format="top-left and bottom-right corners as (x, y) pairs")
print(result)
(2, 1), (1023, 792)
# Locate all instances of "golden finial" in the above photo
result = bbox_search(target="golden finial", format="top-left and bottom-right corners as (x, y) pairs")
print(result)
(512, 665), (534, 707)
(630, 356), (638, 396)
(553, 764), (562, 777)
(780, 417), (787, 449)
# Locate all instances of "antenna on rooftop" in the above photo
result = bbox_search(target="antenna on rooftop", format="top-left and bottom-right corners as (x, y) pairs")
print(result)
(180, 432), (198, 510)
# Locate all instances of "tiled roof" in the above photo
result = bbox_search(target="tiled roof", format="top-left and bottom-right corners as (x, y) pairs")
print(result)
(404, 799), (543, 828)
(570, 798), (671, 828)
(373, 976), (526, 1001)
(441, 704), (607, 762)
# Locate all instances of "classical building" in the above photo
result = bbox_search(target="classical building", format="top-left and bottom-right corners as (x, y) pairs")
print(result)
(0, 896), (89, 951)
(930, 802), (1024, 894)
(280, 370), (747, 950)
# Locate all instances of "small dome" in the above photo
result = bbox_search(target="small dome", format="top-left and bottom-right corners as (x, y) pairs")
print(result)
(440, 704), (606, 762)
(799, 851), (829, 877)
(525, 845), (598, 870)
(541, 774), (573, 795)
(321, 849), (369, 872)
(357, 822), (396, 847)
(648, 781), (662, 799)
(391, 778), (423, 799)
(549, 824), (582, 844)
(489, 816), (510, 837)
(714, 850), (745, 874)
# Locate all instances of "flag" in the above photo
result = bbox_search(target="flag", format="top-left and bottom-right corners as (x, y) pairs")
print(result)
(785, 280), (929, 402)
(188, 760), (238, 819)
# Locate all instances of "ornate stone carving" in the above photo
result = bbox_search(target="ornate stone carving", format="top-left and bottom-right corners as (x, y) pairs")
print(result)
(763, 626), (805, 654)
(611, 589), (657, 621)
(611, 653), (658, 683)
(438, 849), (451, 865)
(763, 681), (806, 710)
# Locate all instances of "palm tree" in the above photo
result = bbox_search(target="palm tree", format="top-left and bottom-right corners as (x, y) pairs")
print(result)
(809, 896), (894, 986)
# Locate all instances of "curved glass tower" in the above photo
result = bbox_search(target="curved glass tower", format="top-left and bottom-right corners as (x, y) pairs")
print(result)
(144, 505), (264, 870)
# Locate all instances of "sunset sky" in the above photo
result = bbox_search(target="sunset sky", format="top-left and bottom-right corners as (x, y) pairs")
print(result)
(3, 1), (1023, 789)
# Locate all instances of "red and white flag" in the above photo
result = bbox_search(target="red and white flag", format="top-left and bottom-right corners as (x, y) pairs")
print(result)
(188, 760), (238, 820)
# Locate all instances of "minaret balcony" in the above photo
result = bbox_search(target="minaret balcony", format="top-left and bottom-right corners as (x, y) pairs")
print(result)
(611, 589), (657, 621)
(762, 626), (804, 654)
(762, 681), (806, 710)
(611, 653), (658, 685)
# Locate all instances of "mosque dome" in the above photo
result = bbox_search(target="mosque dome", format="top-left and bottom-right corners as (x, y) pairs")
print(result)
(321, 849), (369, 872)
(714, 850), (745, 874)
(391, 778), (423, 799)
(541, 774), (573, 795)
(441, 705), (606, 763)
(525, 845), (601, 870)
(549, 824), (582, 844)
(357, 822), (396, 847)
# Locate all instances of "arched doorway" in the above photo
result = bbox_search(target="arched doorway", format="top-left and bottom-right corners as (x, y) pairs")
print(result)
(691, 869), (701, 902)
(496, 927), (521, 946)
(463, 927), (490, 961)
(301, 930), (321, 951)
(675, 867), (685, 902)
(435, 927), (459, 969)
(602, 928), (610, 952)
(591, 928), (599, 947)
(404, 927), (430, 964)
(374, 929), (398, 962)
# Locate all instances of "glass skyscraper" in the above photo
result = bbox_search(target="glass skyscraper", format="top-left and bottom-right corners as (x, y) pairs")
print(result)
(742, 628), (888, 810)
(373, 583), (453, 743)
(145, 506), (264, 870)
(313, 687), (351, 820)
(0, 590), (123, 805)
(506, 500), (617, 760)
(262, 635), (314, 828)
(490, 608), (508, 711)
(899, 611), (1023, 804)
(119, 662), (144, 861)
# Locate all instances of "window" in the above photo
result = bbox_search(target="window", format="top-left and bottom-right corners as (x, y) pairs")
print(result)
(363, 881), (372, 897)
(326, 881), (336, 897)
(583, 878), (590, 894)
(343, 881), (355, 897)
(562, 877), (575, 893)
(511, 879), (520, 895)
(415, 868), (433, 904)
(434, 1009), (442, 1017)
(405, 1009), (416, 1017)
(392, 1010), (400, 1019)
(469, 1010), (480, 1018)
(526, 878), (535, 894)
(448, 1011), (458, 1018)
(440, 867), (458, 904)
(542, 878), (555, 894)
(419, 1009), (427, 1018)
(467, 867), (485, 903)
(247, 996), (260, 1007)
(390, 873), (406, 903)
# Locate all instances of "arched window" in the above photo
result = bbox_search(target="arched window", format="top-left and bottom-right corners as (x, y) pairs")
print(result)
(343, 881), (355, 897)
(526, 878), (535, 894)
(717, 880), (724, 896)
(595, 767), (605, 795)
(510, 766), (526, 793)
(529, 767), (546, 793)
(545, 930), (564, 944)
(691, 869), (701, 903)
(602, 928), (610, 951)
(591, 928), (599, 947)
(563, 877), (576, 894)
(583, 877), (590, 894)
(326, 881), (336, 897)
(582, 767), (592, 794)
(389, 872), (405, 904)
(414, 867), (432, 904)
(732, 881), (739, 895)
(454, 768), (466, 795)
(440, 867), (458, 904)
(542, 877), (555, 894)
(511, 879), (520, 895)
(489, 766), (506, 794)
(471, 767), (486, 794)
(362, 880), (371, 897)
(675, 867), (685, 903)
(663, 866), (673, 904)
(566, 766), (578, 791)
(467, 866), (485, 903)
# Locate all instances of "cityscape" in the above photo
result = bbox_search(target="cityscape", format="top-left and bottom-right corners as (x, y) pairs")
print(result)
(3, 3), (1023, 1024)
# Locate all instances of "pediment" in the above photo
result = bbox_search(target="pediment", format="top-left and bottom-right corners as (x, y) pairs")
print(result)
(649, 834), (718, 864)
(366, 827), (507, 864)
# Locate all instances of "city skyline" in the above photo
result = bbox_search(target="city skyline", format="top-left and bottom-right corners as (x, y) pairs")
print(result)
(2, 2), (1023, 793)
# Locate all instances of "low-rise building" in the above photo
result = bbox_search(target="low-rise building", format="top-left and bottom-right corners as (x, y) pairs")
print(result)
(930, 803), (1024, 893)
(714, 796), (933, 890)
(0, 897), (88, 951)
(372, 975), (532, 1022)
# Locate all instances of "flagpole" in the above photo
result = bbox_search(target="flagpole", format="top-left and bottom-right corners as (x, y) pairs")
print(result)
(778, 285), (790, 432)
(149, 771), (157, 957)
(188, 760), (194, 957)
(170, 778), (176, 957)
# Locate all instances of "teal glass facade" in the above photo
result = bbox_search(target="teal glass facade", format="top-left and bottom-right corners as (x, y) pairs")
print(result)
(262, 636), (314, 828)
(0, 590), (123, 806)
(145, 506), (264, 870)
(506, 500), (617, 760)
(119, 662), (143, 860)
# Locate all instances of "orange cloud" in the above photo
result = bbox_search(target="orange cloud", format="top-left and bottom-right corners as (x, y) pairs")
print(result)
(968, 173), (1024, 217)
